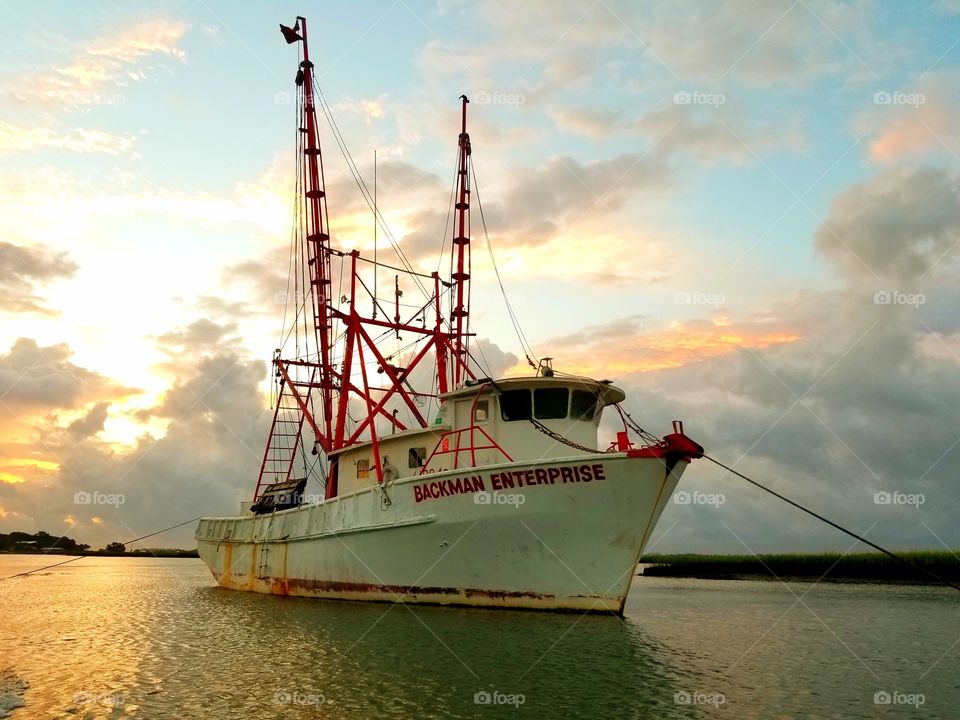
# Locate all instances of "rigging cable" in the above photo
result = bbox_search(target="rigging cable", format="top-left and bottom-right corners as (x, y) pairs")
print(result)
(437, 145), (460, 276)
(278, 80), (306, 356)
(704, 454), (960, 593)
(312, 80), (431, 302)
(470, 156), (539, 368)
(2, 517), (204, 580)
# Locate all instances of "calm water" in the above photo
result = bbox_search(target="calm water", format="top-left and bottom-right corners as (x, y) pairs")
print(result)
(0, 555), (957, 719)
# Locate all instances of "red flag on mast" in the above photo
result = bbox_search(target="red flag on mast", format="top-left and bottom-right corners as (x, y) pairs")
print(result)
(279, 23), (302, 44)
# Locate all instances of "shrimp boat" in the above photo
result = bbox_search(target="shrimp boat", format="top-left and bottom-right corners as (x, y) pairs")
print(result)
(195, 16), (703, 614)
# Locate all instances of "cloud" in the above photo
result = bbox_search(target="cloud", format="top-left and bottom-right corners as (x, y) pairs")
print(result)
(0, 160), (291, 253)
(625, 289), (960, 552)
(6, 16), (189, 106)
(0, 121), (138, 156)
(225, 249), (290, 309)
(639, 0), (887, 87)
(483, 152), (669, 248)
(0, 241), (78, 315)
(547, 106), (626, 139)
(814, 166), (960, 282)
(0, 351), (270, 548)
(153, 318), (244, 377)
(613, 166), (960, 552)
(548, 101), (805, 165)
(635, 103), (805, 164)
(0, 338), (138, 415)
(470, 338), (519, 378)
(423, 0), (889, 110)
(542, 314), (800, 377)
(67, 402), (110, 440)
(194, 295), (256, 320)
(865, 72), (960, 164)
(156, 319), (240, 351)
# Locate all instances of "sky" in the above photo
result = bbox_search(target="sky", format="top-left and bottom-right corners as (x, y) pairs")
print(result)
(1, 0), (959, 552)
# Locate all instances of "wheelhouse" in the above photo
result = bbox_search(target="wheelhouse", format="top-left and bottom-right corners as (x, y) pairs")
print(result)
(330, 376), (625, 496)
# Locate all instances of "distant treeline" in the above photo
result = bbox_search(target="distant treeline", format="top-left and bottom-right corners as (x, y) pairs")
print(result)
(0, 531), (198, 558)
(640, 551), (960, 584)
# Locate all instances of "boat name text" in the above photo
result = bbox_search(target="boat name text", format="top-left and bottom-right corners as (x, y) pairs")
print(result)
(413, 464), (606, 503)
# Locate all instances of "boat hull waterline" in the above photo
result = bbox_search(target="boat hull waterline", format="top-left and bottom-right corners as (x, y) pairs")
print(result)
(196, 454), (687, 614)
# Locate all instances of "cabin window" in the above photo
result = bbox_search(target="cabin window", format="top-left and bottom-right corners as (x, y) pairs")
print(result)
(499, 389), (532, 421)
(473, 400), (489, 423)
(534, 388), (569, 420)
(357, 459), (370, 479)
(571, 390), (599, 421)
(408, 447), (427, 468)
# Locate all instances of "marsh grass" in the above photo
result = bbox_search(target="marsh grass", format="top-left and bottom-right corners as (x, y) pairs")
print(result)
(640, 550), (960, 583)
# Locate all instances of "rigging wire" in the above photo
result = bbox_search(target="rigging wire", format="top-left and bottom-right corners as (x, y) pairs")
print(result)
(470, 156), (538, 368)
(312, 80), (431, 302)
(704, 454), (960, 593)
(2, 517), (204, 580)
(277, 79), (306, 357)
(437, 145), (460, 276)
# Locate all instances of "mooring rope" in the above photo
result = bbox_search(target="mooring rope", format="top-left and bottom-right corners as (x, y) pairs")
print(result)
(2, 516), (203, 581)
(704, 454), (960, 593)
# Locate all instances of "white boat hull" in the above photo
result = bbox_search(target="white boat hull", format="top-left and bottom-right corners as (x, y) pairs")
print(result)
(196, 454), (687, 614)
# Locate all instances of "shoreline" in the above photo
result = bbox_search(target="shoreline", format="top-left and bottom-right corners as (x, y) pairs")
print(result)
(0, 549), (199, 558)
(639, 550), (959, 586)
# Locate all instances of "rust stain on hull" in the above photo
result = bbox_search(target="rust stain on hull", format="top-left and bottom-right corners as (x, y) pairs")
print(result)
(270, 543), (290, 595)
(214, 573), (619, 613)
(222, 541), (233, 586)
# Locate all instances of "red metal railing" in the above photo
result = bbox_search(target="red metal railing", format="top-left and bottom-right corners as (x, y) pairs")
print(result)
(419, 384), (512, 473)
(419, 424), (513, 474)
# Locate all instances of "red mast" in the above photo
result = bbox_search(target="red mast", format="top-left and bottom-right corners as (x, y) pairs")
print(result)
(450, 95), (472, 388)
(295, 17), (334, 447)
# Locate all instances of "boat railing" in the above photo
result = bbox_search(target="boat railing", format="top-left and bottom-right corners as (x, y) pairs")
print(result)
(419, 424), (513, 474)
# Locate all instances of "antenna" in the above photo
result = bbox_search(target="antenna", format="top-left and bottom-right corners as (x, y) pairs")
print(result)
(373, 149), (378, 319)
